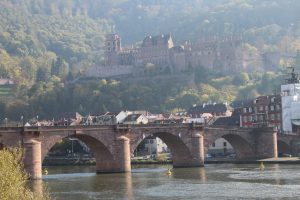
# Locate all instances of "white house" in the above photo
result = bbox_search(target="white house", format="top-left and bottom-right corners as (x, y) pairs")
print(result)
(281, 70), (300, 134)
(207, 138), (234, 156)
(123, 113), (148, 124)
(144, 137), (168, 154)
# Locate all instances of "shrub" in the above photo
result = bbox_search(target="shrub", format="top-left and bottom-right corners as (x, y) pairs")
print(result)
(0, 148), (51, 200)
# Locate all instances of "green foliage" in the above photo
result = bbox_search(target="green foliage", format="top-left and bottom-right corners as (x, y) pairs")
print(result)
(232, 73), (250, 85)
(0, 0), (299, 118)
(0, 148), (51, 200)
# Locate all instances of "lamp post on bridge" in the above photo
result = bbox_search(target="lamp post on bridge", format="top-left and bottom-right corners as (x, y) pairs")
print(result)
(68, 138), (77, 157)
(20, 115), (23, 127)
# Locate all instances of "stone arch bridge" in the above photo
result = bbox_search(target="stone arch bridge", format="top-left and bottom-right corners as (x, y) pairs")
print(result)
(0, 124), (294, 179)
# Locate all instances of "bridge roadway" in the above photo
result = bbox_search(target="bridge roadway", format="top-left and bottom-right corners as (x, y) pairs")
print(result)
(0, 123), (295, 179)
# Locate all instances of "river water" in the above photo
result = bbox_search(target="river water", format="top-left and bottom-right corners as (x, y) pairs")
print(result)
(38, 164), (300, 200)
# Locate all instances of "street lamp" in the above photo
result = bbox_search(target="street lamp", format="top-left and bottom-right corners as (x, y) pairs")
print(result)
(68, 138), (77, 156)
(20, 116), (23, 126)
(4, 118), (7, 127)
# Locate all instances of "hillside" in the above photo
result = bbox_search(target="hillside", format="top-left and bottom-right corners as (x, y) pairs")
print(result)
(0, 0), (299, 120)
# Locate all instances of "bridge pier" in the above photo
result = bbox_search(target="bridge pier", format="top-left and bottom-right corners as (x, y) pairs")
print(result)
(23, 139), (42, 179)
(115, 136), (131, 172)
(97, 136), (131, 173)
(191, 133), (205, 167)
(255, 128), (278, 159)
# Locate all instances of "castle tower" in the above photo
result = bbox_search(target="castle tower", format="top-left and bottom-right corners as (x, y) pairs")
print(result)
(105, 34), (121, 65)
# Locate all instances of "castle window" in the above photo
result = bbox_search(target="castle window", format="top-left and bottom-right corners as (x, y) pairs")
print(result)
(223, 142), (227, 147)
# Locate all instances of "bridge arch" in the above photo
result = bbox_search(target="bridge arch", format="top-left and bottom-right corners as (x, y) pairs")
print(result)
(206, 133), (255, 160)
(41, 133), (114, 173)
(131, 131), (195, 167)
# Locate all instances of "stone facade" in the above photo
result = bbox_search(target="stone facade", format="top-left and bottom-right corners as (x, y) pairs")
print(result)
(86, 33), (256, 78)
(0, 124), (281, 179)
(240, 95), (282, 129)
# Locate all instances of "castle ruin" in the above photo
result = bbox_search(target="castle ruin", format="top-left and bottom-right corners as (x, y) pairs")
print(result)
(86, 33), (259, 78)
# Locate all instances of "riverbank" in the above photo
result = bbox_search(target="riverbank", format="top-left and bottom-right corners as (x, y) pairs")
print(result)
(43, 157), (300, 166)
(206, 157), (300, 164)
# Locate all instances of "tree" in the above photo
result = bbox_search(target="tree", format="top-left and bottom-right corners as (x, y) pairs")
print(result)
(20, 56), (37, 82)
(36, 67), (50, 82)
(51, 57), (69, 79)
(232, 73), (250, 85)
(0, 148), (51, 200)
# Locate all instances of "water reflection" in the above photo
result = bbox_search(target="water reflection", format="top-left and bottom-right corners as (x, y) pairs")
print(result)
(30, 179), (43, 196)
(43, 164), (300, 200)
(172, 167), (207, 183)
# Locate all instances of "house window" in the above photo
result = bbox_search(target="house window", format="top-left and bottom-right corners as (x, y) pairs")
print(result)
(249, 107), (252, 113)
(270, 105), (274, 111)
(277, 113), (281, 120)
(259, 115), (264, 121)
(259, 106), (264, 111)
(270, 114), (275, 120)
(282, 90), (290, 96)
(243, 108), (247, 113)
(248, 116), (252, 122)
(294, 95), (298, 101)
(271, 97), (275, 102)
(212, 142), (215, 147)
(150, 140), (154, 144)
(265, 106), (268, 111)
(223, 142), (227, 147)
(243, 116), (248, 122)
(253, 115), (257, 121)
(276, 105), (281, 110)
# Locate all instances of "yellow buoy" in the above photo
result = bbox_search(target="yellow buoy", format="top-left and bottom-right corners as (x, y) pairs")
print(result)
(259, 162), (265, 170)
(43, 168), (48, 175)
(166, 168), (172, 175)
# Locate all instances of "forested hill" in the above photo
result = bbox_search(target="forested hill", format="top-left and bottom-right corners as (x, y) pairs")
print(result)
(0, 0), (300, 121)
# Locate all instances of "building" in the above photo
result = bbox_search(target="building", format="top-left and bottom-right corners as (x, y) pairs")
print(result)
(207, 138), (234, 157)
(123, 113), (148, 125)
(281, 68), (300, 134)
(144, 137), (168, 155)
(86, 33), (252, 78)
(240, 95), (281, 129)
(55, 112), (83, 126)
